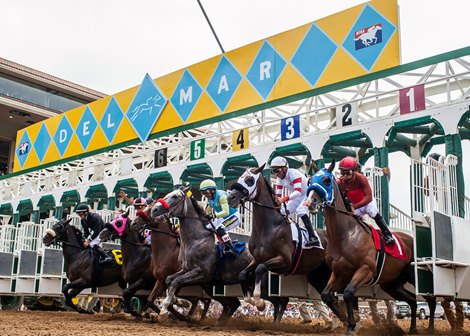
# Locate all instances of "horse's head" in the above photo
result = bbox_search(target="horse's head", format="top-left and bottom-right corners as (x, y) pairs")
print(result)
(42, 218), (72, 246)
(131, 207), (151, 232)
(228, 163), (265, 207)
(151, 185), (190, 219)
(100, 211), (130, 242)
(307, 160), (336, 210)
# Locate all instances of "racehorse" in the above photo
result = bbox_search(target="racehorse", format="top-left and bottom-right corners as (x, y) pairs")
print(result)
(42, 218), (125, 313)
(131, 206), (211, 321)
(227, 164), (336, 317)
(307, 161), (436, 334)
(99, 211), (157, 316)
(149, 187), (290, 324)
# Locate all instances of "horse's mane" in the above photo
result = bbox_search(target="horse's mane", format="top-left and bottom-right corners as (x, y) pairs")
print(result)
(70, 225), (85, 245)
(189, 196), (205, 217)
(263, 176), (278, 205)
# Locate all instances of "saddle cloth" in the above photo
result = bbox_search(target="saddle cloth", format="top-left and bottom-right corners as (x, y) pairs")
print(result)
(216, 241), (246, 258)
(290, 223), (323, 250)
(370, 227), (408, 261)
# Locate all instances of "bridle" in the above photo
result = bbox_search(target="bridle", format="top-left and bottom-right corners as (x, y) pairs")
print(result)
(45, 221), (82, 248)
(134, 210), (179, 238)
(231, 169), (281, 210)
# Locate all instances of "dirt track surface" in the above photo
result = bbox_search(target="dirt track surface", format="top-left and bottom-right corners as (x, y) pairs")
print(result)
(1, 311), (470, 336)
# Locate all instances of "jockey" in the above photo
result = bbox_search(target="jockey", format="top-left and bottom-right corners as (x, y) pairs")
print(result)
(133, 197), (148, 210)
(75, 204), (112, 263)
(270, 156), (319, 247)
(200, 179), (240, 256)
(337, 156), (395, 245)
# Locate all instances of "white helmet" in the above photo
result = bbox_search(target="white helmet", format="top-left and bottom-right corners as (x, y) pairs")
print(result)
(270, 156), (289, 168)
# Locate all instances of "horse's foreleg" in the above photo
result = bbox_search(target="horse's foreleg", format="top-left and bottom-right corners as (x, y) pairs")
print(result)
(122, 279), (147, 316)
(163, 268), (205, 313)
(147, 279), (165, 313)
(253, 256), (285, 311)
(62, 279), (89, 313)
(165, 269), (185, 288)
(239, 259), (257, 302)
(424, 295), (436, 333)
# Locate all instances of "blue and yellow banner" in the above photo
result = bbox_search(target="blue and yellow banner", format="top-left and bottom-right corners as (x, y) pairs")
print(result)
(14, 0), (399, 172)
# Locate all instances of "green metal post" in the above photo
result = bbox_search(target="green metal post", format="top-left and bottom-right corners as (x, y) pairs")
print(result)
(445, 134), (465, 218)
(31, 210), (40, 224)
(54, 206), (63, 220)
(107, 197), (116, 211)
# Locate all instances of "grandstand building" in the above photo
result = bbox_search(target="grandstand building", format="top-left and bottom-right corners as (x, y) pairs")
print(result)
(0, 57), (105, 175)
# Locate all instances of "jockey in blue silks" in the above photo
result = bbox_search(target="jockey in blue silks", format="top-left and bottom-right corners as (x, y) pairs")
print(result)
(200, 179), (240, 256)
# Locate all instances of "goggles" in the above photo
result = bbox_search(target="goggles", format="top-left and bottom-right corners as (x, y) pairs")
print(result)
(271, 167), (283, 174)
(340, 169), (353, 176)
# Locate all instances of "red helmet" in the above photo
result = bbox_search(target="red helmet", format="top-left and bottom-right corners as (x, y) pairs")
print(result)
(339, 156), (358, 171)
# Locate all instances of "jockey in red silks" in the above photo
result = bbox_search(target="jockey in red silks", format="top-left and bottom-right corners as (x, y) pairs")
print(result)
(270, 156), (319, 247)
(337, 156), (395, 245)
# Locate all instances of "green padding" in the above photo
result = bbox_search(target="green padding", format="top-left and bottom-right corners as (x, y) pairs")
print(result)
(221, 154), (258, 183)
(269, 273), (280, 296)
(144, 172), (173, 193)
(268, 143), (311, 169)
(37, 195), (55, 212)
(416, 226), (432, 259)
(394, 116), (432, 129)
(60, 190), (80, 206)
(85, 184), (108, 200)
(0, 203), (13, 215)
(180, 163), (213, 185)
(113, 178), (138, 197)
(329, 130), (363, 143)
(16, 199), (33, 216)
(417, 269), (434, 295)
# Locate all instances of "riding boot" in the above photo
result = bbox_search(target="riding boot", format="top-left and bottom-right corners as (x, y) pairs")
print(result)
(216, 227), (237, 256)
(300, 214), (319, 247)
(93, 245), (112, 264)
(373, 213), (395, 245)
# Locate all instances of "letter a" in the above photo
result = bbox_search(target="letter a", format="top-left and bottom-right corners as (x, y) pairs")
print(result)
(218, 75), (229, 94)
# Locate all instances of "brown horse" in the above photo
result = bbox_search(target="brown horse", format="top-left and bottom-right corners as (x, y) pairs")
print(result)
(131, 207), (210, 321)
(227, 164), (336, 315)
(306, 161), (436, 334)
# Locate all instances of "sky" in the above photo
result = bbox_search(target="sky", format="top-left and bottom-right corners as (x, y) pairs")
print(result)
(1, 0), (469, 95)
(1, 0), (469, 213)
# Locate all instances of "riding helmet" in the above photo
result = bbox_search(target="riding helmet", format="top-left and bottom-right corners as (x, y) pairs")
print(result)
(200, 179), (217, 191)
(270, 156), (289, 168)
(75, 203), (90, 213)
(339, 156), (358, 171)
(133, 197), (147, 206)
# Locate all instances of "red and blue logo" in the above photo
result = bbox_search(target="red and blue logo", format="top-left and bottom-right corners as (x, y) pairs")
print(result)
(354, 23), (382, 50)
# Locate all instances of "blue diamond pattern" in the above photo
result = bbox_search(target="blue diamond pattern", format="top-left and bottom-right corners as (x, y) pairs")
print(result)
(170, 70), (203, 123)
(100, 97), (124, 143)
(53, 115), (73, 157)
(77, 107), (98, 150)
(342, 4), (396, 71)
(16, 130), (31, 168)
(206, 56), (242, 112)
(34, 123), (52, 163)
(291, 23), (337, 87)
(246, 41), (286, 100)
(126, 74), (167, 143)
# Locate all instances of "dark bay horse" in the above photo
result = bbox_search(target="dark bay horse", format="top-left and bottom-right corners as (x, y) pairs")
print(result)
(227, 164), (335, 314)
(131, 206), (211, 321)
(150, 187), (289, 324)
(99, 212), (157, 316)
(307, 161), (436, 334)
(42, 218), (125, 313)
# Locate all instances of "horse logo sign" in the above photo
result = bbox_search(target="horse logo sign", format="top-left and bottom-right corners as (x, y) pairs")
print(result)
(19, 141), (29, 155)
(354, 23), (382, 50)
